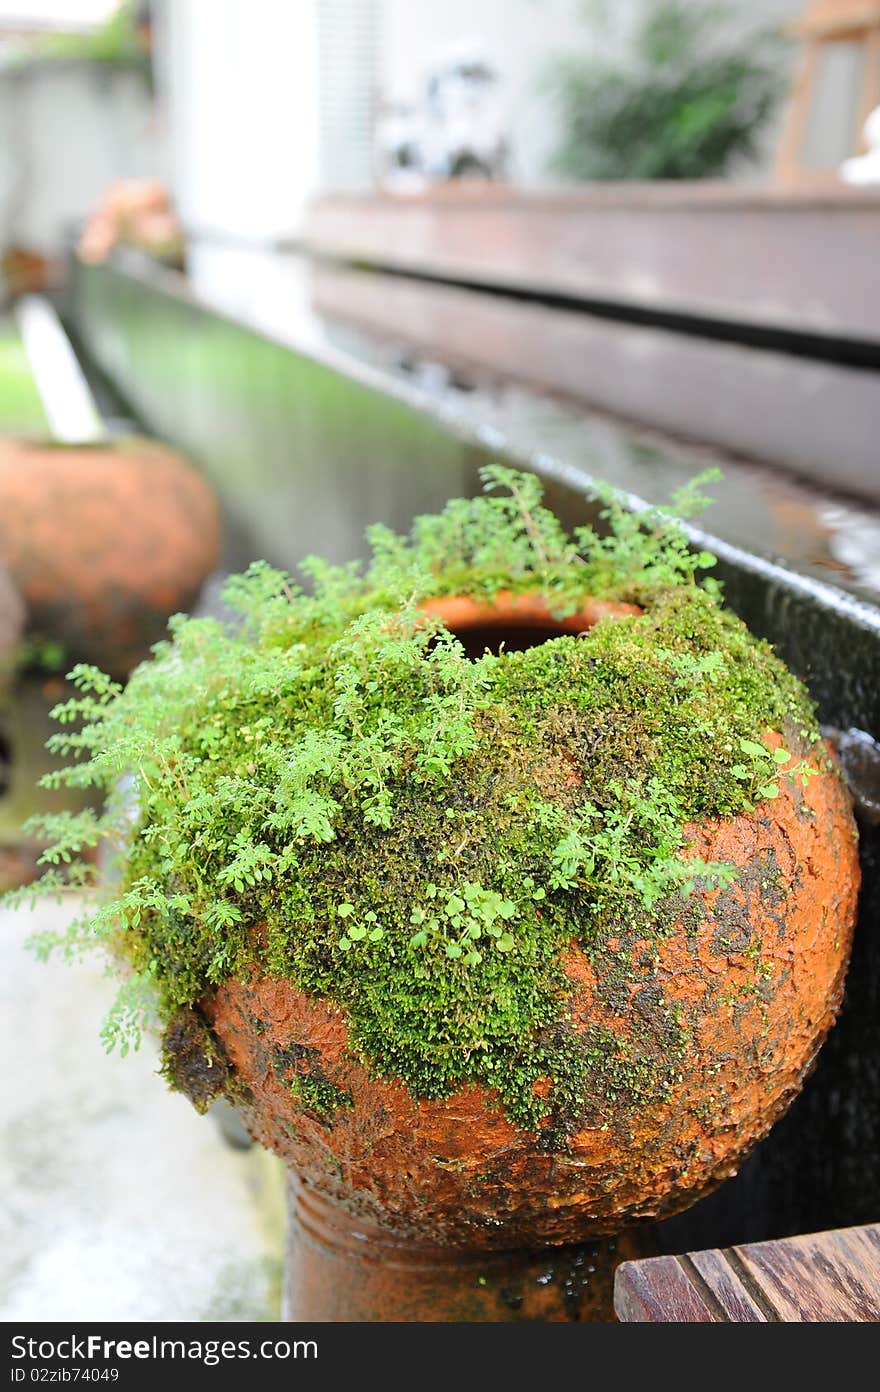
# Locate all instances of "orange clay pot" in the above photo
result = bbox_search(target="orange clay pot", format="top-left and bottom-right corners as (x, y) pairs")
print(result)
(0, 437), (220, 676)
(198, 592), (859, 1321)
(283, 1178), (653, 1321)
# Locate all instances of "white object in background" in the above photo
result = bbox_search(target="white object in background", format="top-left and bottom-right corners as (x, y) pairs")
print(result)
(378, 41), (508, 185)
(840, 106), (880, 185)
(14, 295), (104, 444)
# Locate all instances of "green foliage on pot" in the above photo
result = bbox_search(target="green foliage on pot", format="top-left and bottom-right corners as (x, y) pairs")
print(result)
(546, 1), (783, 181)
(8, 467), (821, 1136)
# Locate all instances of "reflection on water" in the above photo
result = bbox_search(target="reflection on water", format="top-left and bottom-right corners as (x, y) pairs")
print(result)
(819, 506), (880, 597)
(824, 726), (880, 825)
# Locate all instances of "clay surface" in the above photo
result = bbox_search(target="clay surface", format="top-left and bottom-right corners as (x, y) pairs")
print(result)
(0, 438), (220, 674)
(285, 1179), (652, 1321)
(419, 590), (641, 633)
(205, 749), (858, 1250)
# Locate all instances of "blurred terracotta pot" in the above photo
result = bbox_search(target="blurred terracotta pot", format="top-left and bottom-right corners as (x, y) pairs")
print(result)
(195, 592), (859, 1321)
(0, 437), (220, 676)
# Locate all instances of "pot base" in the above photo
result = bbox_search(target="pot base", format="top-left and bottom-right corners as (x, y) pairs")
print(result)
(283, 1180), (653, 1322)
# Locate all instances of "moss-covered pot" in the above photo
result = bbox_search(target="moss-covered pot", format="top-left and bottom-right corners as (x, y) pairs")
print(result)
(0, 437), (220, 676)
(192, 592), (858, 1318)
(29, 471), (860, 1322)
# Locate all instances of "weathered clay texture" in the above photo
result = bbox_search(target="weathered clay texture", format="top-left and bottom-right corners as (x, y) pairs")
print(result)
(419, 590), (641, 633)
(285, 1179), (652, 1321)
(0, 437), (220, 675)
(207, 758), (857, 1248)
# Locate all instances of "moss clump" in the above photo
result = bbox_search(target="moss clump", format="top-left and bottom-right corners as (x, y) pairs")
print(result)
(161, 1008), (230, 1113)
(287, 1076), (354, 1124)
(14, 467), (821, 1139)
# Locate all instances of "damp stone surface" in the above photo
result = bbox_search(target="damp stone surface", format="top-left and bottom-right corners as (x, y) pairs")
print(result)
(0, 897), (284, 1321)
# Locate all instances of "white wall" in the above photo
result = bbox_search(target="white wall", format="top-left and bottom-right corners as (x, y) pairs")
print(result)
(0, 59), (159, 255)
(155, 0), (322, 242)
(379, 0), (807, 184)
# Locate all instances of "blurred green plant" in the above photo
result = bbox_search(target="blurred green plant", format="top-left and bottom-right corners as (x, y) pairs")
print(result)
(546, 0), (784, 181)
(36, 2), (151, 84)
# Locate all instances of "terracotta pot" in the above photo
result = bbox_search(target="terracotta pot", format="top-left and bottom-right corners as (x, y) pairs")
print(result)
(0, 437), (221, 676)
(194, 591), (859, 1320)
(284, 1178), (653, 1322)
(419, 590), (641, 655)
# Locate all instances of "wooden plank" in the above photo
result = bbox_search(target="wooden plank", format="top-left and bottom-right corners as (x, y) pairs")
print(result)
(615, 1224), (880, 1322)
(306, 187), (880, 347)
(687, 1250), (771, 1322)
(614, 1256), (718, 1323)
(775, 39), (821, 184)
(733, 1224), (880, 1323)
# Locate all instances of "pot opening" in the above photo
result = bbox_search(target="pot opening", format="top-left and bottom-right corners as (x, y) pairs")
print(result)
(447, 621), (580, 660)
(421, 593), (628, 660)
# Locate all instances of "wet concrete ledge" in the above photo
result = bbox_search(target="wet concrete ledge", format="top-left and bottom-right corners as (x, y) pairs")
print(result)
(310, 260), (880, 504)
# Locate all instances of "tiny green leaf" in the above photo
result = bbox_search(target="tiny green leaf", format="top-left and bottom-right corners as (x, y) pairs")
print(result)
(739, 738), (768, 760)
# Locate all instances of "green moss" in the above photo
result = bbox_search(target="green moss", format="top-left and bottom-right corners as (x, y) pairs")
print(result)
(287, 1076), (353, 1123)
(12, 466), (824, 1143)
(160, 1008), (230, 1113)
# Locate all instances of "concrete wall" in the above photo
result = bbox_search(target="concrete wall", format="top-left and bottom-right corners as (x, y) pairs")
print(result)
(0, 58), (160, 255)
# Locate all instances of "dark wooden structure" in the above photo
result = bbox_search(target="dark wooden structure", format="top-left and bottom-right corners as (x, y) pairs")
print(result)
(306, 184), (880, 348)
(776, 1), (880, 185)
(615, 1223), (880, 1321)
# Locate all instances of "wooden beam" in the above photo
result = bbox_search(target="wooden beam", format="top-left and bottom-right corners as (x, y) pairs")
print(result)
(615, 1223), (880, 1321)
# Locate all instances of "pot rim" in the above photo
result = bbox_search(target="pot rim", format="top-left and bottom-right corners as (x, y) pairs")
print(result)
(418, 588), (640, 636)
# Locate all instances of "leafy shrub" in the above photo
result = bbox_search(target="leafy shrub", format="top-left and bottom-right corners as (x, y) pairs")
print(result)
(547, 1), (783, 181)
